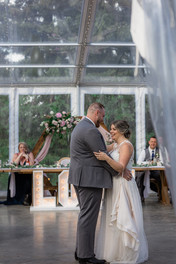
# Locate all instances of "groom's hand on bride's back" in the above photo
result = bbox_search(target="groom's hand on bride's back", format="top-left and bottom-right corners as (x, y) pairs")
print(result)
(123, 169), (132, 181)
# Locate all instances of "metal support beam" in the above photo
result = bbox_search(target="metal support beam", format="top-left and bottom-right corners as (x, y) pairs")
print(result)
(73, 0), (98, 86)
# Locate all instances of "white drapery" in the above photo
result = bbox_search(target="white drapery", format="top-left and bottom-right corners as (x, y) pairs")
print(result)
(131, 0), (176, 212)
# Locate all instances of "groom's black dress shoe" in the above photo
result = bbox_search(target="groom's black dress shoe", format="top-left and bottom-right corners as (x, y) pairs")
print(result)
(78, 256), (106, 264)
(75, 251), (79, 261)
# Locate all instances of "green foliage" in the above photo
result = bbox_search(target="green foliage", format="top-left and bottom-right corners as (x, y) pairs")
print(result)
(0, 96), (9, 189)
(0, 0), (82, 43)
(145, 95), (155, 145)
(19, 94), (71, 165)
(92, 0), (132, 42)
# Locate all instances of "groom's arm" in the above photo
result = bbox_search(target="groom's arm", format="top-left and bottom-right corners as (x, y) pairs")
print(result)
(85, 128), (117, 176)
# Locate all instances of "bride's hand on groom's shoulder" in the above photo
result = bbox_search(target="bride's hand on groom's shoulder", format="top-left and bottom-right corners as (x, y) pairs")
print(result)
(123, 169), (132, 181)
(94, 151), (108, 161)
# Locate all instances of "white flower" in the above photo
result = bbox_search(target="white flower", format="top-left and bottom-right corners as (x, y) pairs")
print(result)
(50, 111), (54, 115)
(52, 120), (58, 126)
(63, 127), (67, 130)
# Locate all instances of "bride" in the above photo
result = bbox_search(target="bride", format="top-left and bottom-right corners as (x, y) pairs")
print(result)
(94, 120), (148, 264)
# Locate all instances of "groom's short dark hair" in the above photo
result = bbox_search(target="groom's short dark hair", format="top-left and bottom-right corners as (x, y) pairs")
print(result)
(88, 102), (105, 113)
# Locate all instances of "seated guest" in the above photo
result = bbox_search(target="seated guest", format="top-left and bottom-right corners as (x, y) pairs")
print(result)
(136, 136), (162, 202)
(1, 142), (34, 205)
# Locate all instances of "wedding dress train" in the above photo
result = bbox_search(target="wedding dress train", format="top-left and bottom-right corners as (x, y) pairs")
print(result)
(96, 141), (148, 264)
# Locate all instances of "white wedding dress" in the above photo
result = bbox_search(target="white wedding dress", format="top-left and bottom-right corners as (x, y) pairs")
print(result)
(96, 141), (148, 264)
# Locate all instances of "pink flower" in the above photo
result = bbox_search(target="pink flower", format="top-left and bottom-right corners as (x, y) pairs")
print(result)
(60, 121), (66, 127)
(56, 112), (62, 118)
(62, 111), (66, 115)
(52, 120), (58, 126)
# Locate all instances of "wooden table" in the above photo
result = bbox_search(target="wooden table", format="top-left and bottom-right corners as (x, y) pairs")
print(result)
(0, 167), (68, 208)
(132, 166), (170, 205)
(0, 166), (170, 207)
(0, 167), (65, 174)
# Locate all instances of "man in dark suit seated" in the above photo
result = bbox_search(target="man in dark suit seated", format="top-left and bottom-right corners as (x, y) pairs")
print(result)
(136, 136), (162, 202)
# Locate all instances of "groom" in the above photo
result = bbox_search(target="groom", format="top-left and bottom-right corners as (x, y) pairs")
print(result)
(68, 102), (131, 264)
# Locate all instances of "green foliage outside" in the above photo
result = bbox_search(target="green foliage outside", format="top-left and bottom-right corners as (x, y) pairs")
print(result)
(18, 94), (71, 186)
(19, 94), (71, 163)
(0, 96), (9, 163)
(0, 94), (155, 190)
(0, 96), (9, 190)
(92, 0), (132, 42)
(145, 95), (155, 145)
(0, 94), (71, 189)
(0, 0), (146, 85)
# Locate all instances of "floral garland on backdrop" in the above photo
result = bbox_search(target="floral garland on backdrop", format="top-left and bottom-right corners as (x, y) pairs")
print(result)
(40, 111), (81, 138)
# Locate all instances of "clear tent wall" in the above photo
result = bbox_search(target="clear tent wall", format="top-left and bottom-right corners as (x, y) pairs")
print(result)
(0, 0), (153, 190)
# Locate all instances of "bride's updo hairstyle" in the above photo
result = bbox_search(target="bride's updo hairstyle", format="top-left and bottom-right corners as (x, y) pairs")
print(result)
(111, 120), (131, 139)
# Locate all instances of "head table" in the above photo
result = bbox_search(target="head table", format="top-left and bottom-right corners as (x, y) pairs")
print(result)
(0, 165), (170, 210)
(132, 166), (170, 205)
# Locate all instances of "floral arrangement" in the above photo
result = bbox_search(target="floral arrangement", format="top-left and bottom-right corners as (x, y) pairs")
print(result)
(155, 153), (160, 159)
(40, 111), (81, 138)
(0, 162), (69, 169)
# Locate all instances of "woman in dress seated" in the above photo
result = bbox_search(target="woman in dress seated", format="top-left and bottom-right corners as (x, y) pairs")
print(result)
(4, 142), (34, 205)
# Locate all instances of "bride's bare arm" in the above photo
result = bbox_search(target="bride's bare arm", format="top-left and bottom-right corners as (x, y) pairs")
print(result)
(94, 143), (133, 180)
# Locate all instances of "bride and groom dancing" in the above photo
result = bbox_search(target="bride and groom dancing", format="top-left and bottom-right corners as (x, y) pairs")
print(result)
(68, 102), (148, 264)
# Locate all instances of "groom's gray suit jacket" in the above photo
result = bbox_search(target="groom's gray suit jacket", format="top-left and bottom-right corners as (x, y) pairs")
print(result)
(68, 118), (117, 188)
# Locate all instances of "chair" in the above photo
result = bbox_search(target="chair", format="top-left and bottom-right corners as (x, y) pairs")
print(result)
(150, 178), (162, 201)
(43, 175), (58, 196)
(57, 157), (70, 167)
(44, 157), (70, 202)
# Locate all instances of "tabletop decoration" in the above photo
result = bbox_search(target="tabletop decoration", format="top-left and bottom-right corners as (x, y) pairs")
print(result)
(133, 163), (164, 167)
(0, 162), (70, 169)
(133, 164), (151, 167)
(40, 111), (81, 138)
(60, 163), (70, 168)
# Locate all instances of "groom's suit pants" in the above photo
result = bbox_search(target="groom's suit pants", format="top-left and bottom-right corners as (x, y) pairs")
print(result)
(74, 186), (103, 259)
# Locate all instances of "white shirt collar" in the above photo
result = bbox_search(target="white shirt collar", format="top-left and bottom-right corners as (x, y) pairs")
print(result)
(149, 147), (156, 152)
(85, 116), (95, 126)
